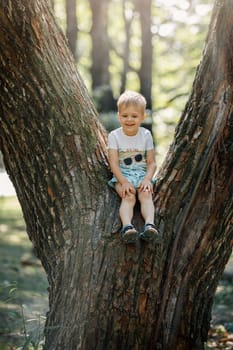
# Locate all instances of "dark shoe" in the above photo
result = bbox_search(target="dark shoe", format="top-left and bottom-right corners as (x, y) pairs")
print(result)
(139, 223), (161, 242)
(120, 224), (138, 243)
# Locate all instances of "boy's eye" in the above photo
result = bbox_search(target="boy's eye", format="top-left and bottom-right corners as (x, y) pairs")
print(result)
(121, 114), (138, 118)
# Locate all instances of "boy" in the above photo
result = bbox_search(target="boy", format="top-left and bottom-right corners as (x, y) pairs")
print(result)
(108, 90), (160, 243)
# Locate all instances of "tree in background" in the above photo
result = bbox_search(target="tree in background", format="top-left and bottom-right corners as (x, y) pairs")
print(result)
(65, 0), (78, 60)
(119, 0), (133, 94)
(0, 1), (232, 349)
(62, 0), (154, 109)
(89, 0), (115, 111)
(134, 0), (153, 109)
(58, 0), (212, 115)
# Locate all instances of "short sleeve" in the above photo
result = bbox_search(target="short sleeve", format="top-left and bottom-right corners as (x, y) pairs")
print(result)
(145, 130), (154, 150)
(108, 131), (118, 149)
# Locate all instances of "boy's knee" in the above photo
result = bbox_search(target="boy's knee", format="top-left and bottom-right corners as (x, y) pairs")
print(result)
(124, 193), (136, 203)
(138, 191), (152, 202)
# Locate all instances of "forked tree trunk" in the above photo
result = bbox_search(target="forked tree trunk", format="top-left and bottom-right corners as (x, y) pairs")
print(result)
(0, 1), (232, 349)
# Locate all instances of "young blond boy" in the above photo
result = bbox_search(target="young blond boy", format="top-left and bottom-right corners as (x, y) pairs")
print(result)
(108, 90), (160, 243)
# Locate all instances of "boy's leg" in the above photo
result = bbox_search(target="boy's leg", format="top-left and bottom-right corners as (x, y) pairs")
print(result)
(115, 183), (136, 226)
(137, 190), (155, 224)
(138, 190), (160, 242)
(115, 183), (138, 243)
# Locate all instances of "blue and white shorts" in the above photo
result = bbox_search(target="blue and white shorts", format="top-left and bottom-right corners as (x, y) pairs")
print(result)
(108, 165), (156, 189)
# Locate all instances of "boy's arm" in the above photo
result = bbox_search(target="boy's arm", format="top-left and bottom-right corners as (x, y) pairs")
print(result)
(139, 149), (156, 192)
(145, 149), (157, 181)
(108, 148), (129, 185)
(108, 148), (135, 197)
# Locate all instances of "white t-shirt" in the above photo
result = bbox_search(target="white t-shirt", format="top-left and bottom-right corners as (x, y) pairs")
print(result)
(108, 126), (154, 170)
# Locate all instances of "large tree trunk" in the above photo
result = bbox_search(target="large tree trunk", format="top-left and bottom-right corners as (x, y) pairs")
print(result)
(0, 1), (232, 349)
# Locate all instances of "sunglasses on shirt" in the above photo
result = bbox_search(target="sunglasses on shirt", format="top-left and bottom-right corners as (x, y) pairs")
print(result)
(123, 153), (143, 166)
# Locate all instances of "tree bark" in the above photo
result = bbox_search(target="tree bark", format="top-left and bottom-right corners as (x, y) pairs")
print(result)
(0, 1), (233, 350)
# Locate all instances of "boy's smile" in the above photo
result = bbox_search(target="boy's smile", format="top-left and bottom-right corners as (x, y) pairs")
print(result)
(118, 105), (145, 136)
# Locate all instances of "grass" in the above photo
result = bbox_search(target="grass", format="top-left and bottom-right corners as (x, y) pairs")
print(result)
(0, 197), (48, 349)
(0, 196), (232, 349)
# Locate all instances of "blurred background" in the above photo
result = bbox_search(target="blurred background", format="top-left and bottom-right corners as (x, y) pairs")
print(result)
(0, 0), (214, 173)
(53, 0), (213, 164)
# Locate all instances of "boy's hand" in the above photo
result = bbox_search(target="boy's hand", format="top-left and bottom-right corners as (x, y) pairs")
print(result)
(138, 178), (153, 192)
(121, 181), (136, 198)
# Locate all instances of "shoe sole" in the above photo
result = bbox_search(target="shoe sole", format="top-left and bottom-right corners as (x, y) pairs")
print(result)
(140, 229), (161, 242)
(122, 230), (138, 243)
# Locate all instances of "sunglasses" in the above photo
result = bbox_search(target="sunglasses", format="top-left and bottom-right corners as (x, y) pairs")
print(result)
(123, 153), (143, 166)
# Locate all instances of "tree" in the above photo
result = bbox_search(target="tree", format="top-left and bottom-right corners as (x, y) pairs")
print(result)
(0, 1), (232, 349)
(66, 0), (78, 60)
(119, 0), (133, 94)
(89, 0), (115, 111)
(118, 0), (154, 110)
(133, 0), (153, 109)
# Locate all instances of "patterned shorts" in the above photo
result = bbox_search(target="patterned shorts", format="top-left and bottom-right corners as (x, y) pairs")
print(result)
(108, 166), (156, 189)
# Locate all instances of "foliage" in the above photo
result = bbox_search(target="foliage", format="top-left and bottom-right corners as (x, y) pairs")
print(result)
(153, 0), (213, 111)
(54, 0), (213, 118)
(51, 0), (215, 172)
(206, 325), (233, 349)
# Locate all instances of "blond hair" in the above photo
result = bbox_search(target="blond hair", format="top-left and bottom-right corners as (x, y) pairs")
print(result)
(117, 90), (147, 112)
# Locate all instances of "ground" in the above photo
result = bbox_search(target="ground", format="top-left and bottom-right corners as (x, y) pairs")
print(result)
(0, 197), (48, 350)
(0, 196), (232, 350)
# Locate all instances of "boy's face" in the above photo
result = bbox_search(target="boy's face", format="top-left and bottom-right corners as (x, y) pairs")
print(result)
(118, 104), (145, 136)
